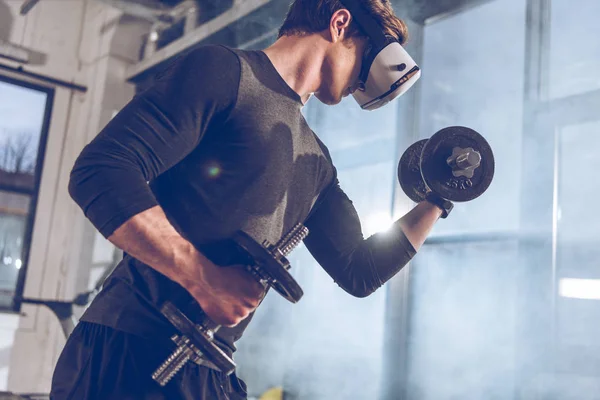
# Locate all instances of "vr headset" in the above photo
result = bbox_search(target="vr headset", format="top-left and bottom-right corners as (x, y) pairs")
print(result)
(341, 0), (421, 110)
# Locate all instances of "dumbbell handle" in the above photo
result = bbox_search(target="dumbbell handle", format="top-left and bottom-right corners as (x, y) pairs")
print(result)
(152, 335), (196, 386)
(274, 224), (309, 257)
(184, 221), (305, 333)
(187, 225), (309, 366)
(198, 224), (309, 332)
(199, 317), (220, 336)
(153, 305), (233, 386)
(154, 225), (308, 386)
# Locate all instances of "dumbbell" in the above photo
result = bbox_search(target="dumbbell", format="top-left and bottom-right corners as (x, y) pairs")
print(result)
(398, 126), (495, 204)
(152, 223), (309, 386)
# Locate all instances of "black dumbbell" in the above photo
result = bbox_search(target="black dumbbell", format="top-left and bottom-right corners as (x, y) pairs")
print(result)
(152, 302), (233, 383)
(152, 223), (309, 385)
(398, 126), (495, 203)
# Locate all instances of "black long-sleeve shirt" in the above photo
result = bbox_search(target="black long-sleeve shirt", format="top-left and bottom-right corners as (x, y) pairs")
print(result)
(69, 45), (416, 354)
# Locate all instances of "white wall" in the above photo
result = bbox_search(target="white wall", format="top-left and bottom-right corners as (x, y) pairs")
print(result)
(0, 0), (147, 392)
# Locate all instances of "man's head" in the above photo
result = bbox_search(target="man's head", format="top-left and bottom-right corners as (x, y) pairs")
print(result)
(278, 0), (409, 105)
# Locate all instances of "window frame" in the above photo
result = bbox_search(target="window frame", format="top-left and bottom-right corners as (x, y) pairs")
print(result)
(0, 73), (54, 313)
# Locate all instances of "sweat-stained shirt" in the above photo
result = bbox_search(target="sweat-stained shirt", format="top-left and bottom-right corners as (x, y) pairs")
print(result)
(68, 45), (416, 357)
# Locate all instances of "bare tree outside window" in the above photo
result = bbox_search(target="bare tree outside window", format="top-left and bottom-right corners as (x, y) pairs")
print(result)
(0, 130), (38, 174)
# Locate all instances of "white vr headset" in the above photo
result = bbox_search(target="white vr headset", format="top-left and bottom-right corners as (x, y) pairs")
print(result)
(342, 0), (421, 110)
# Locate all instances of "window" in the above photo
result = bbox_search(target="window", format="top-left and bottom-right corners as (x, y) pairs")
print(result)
(407, 240), (519, 399)
(554, 121), (600, 364)
(405, 0), (526, 398)
(416, 0), (526, 236)
(549, 0), (600, 99)
(0, 76), (53, 309)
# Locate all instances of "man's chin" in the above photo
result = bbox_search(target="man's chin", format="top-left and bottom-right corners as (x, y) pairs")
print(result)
(315, 92), (344, 106)
(314, 93), (333, 106)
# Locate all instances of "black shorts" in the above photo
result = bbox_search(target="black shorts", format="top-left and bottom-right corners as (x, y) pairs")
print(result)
(50, 321), (247, 400)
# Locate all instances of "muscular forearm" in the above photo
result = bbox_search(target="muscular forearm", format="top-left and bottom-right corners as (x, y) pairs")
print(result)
(305, 182), (445, 298)
(398, 200), (443, 251)
(359, 200), (442, 286)
(106, 205), (266, 328)
(308, 201), (441, 298)
(107, 205), (204, 290)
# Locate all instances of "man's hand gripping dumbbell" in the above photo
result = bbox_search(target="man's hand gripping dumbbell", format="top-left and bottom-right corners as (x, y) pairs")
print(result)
(152, 223), (308, 385)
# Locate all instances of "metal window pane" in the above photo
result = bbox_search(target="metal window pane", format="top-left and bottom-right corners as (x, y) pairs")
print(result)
(557, 121), (600, 251)
(555, 121), (600, 364)
(549, 0), (600, 99)
(416, 0), (526, 236)
(0, 191), (31, 308)
(407, 241), (519, 399)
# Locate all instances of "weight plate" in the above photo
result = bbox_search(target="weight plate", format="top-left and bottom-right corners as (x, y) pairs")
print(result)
(397, 139), (430, 203)
(160, 302), (236, 375)
(233, 231), (304, 304)
(420, 126), (494, 202)
(266, 259), (304, 304)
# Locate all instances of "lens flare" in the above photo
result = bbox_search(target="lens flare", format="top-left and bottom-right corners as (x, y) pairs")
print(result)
(205, 162), (222, 178)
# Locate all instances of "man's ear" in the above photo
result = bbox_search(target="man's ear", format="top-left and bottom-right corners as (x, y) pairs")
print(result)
(330, 8), (352, 42)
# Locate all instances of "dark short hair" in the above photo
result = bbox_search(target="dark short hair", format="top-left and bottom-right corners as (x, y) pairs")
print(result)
(278, 0), (408, 44)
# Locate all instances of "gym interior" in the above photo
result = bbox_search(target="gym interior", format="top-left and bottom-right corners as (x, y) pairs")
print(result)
(0, 0), (599, 398)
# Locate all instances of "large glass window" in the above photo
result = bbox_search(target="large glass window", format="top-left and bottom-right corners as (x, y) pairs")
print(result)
(0, 76), (53, 309)
(553, 120), (600, 385)
(549, 0), (600, 99)
(407, 241), (519, 400)
(405, 0), (526, 398)
(416, 0), (526, 236)
(556, 120), (600, 277)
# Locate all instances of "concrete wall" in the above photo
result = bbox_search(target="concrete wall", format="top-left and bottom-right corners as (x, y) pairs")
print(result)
(0, 0), (148, 392)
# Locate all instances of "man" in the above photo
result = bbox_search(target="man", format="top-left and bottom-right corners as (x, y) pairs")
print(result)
(51, 0), (444, 398)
